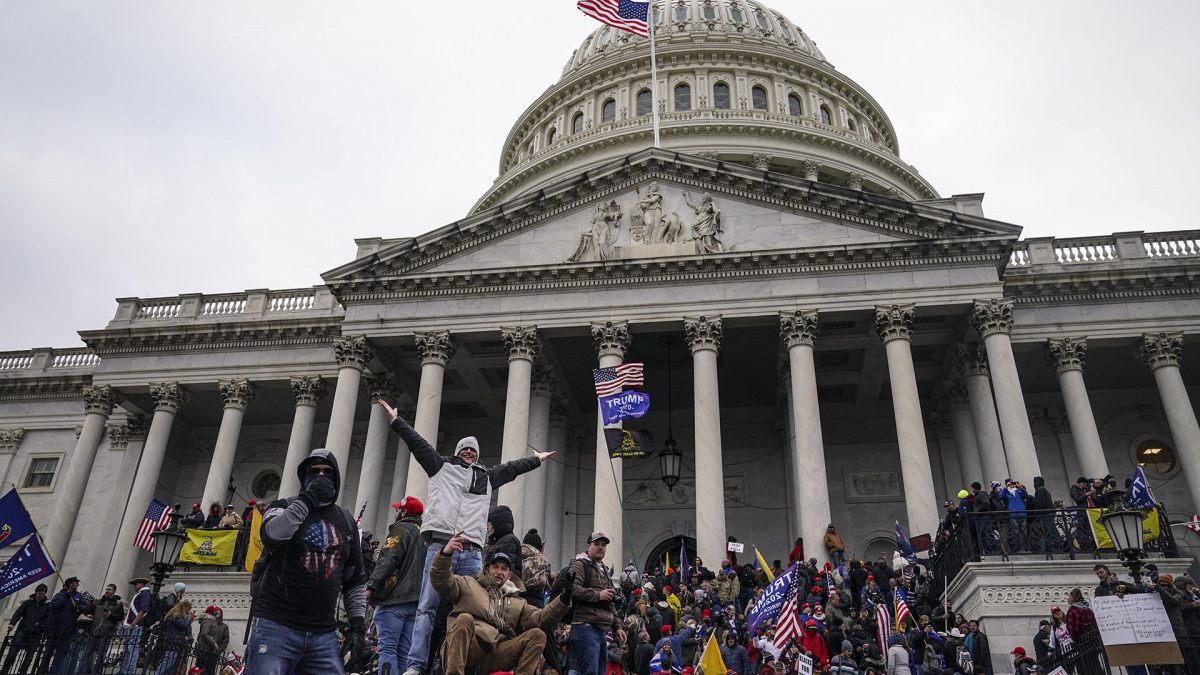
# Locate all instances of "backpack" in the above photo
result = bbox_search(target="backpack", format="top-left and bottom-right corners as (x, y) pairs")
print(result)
(142, 590), (167, 628)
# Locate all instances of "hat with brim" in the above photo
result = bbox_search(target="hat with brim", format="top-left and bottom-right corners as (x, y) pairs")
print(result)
(588, 531), (611, 544)
(485, 550), (513, 567)
(128, 577), (149, 585)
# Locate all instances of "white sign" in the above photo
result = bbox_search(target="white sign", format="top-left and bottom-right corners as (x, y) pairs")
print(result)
(727, 542), (744, 553)
(795, 654), (813, 675)
(1046, 668), (1068, 675)
(1091, 594), (1176, 645)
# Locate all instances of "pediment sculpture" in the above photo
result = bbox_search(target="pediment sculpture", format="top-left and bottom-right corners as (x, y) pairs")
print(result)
(566, 184), (727, 263)
(567, 199), (623, 262)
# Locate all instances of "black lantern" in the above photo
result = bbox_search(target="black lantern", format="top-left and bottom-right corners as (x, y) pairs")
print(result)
(1099, 503), (1148, 583)
(148, 512), (186, 595)
(660, 337), (682, 490)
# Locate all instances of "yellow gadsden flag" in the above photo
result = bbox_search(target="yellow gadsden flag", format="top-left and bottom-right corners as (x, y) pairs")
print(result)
(755, 546), (774, 583)
(699, 629), (727, 675)
(177, 528), (239, 566)
(244, 508), (265, 573)
(1087, 508), (1161, 549)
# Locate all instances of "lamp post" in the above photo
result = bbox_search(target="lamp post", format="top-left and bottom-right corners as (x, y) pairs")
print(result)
(659, 337), (682, 491)
(148, 512), (187, 595)
(1098, 503), (1148, 585)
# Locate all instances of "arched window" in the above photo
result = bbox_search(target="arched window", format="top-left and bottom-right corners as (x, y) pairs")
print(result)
(751, 86), (768, 111)
(547, 127), (557, 145)
(527, 141), (534, 156)
(601, 99), (616, 123)
(1138, 440), (1177, 477)
(819, 105), (832, 125)
(572, 112), (585, 134)
(674, 3), (687, 21)
(755, 11), (770, 30)
(729, 4), (744, 23)
(778, 18), (795, 41)
(787, 94), (803, 117)
(702, 2), (716, 20)
(713, 82), (731, 109)
(636, 89), (652, 116)
(596, 27), (611, 48)
(674, 83), (691, 111)
(652, 7), (662, 25)
(847, 116), (857, 131)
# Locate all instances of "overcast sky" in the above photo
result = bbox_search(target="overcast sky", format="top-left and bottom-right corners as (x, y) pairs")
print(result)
(2, 1), (1198, 351)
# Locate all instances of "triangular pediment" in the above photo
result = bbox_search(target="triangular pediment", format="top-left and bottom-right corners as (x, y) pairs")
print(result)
(324, 149), (1021, 287)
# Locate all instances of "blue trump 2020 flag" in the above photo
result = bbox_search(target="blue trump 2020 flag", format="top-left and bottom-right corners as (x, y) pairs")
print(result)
(0, 489), (37, 552)
(748, 563), (796, 636)
(1124, 466), (1156, 509)
(0, 535), (55, 600)
(599, 390), (651, 426)
(895, 521), (917, 563)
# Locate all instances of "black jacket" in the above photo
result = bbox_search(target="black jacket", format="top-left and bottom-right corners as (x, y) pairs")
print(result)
(45, 590), (83, 636)
(9, 594), (50, 635)
(1031, 477), (1055, 510)
(368, 514), (425, 606)
(486, 505), (524, 575)
(1033, 628), (1051, 663)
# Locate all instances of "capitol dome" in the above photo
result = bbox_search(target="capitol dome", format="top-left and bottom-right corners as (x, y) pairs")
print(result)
(471, 0), (939, 214)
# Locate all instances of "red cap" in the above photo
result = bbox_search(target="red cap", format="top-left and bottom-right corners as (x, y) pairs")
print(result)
(192, 503), (200, 509)
(248, 500), (256, 505)
(632, 588), (643, 596)
(702, 609), (711, 618)
(1011, 647), (1026, 656)
(393, 496), (424, 515)
(662, 624), (673, 633)
(205, 605), (220, 614)
(664, 585), (672, 592)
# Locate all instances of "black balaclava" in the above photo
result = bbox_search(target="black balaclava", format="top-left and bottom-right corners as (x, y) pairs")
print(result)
(297, 447), (341, 507)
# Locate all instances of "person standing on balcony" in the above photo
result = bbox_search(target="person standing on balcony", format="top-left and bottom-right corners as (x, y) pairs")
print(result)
(39, 575), (84, 673)
(181, 502), (205, 529)
(203, 503), (222, 529)
(219, 504), (243, 529)
(3, 583), (49, 674)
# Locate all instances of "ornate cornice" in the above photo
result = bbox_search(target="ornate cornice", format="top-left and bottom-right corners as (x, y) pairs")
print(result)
(0, 376), (91, 402)
(1045, 337), (1087, 374)
(414, 330), (456, 367)
(0, 428), (24, 454)
(957, 343), (990, 378)
(501, 326), (540, 362)
(591, 321), (631, 360)
(333, 335), (373, 371)
(149, 382), (190, 414)
(80, 323), (341, 357)
(873, 304), (914, 343)
(364, 371), (399, 403)
(779, 309), (819, 349)
(218, 378), (257, 411)
(684, 315), (723, 354)
(1137, 332), (1183, 370)
(289, 375), (328, 407)
(531, 367), (556, 398)
(971, 298), (1014, 338)
(82, 384), (120, 416)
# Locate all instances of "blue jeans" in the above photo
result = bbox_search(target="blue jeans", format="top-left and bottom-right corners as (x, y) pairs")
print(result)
(375, 602), (418, 675)
(244, 616), (343, 675)
(406, 543), (481, 673)
(831, 550), (844, 565)
(119, 625), (142, 675)
(568, 623), (607, 675)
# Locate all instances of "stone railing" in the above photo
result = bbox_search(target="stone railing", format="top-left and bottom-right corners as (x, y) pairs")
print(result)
(0, 347), (100, 373)
(1008, 230), (1200, 268)
(113, 286), (342, 324)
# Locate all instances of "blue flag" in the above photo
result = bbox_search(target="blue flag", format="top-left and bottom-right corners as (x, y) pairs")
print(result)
(679, 540), (689, 582)
(895, 521), (917, 563)
(599, 391), (651, 425)
(748, 563), (796, 635)
(0, 490), (37, 551)
(0, 535), (55, 600)
(1124, 467), (1156, 509)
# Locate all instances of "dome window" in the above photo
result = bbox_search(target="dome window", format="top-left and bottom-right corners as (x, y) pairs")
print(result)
(755, 11), (770, 31)
(847, 117), (857, 131)
(674, 83), (691, 111)
(602, 98), (616, 123)
(1137, 440), (1177, 477)
(713, 83), (731, 110)
(637, 89), (653, 116)
(777, 18), (795, 41)
(572, 111), (585, 135)
(674, 3), (687, 22)
(547, 127), (557, 145)
(702, 2), (716, 20)
(819, 105), (832, 125)
(788, 94), (803, 117)
(596, 27), (611, 49)
(751, 86), (768, 111)
(729, 4), (744, 23)
(653, 6), (663, 25)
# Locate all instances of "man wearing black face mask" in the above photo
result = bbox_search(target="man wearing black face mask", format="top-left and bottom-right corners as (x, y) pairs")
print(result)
(245, 448), (369, 674)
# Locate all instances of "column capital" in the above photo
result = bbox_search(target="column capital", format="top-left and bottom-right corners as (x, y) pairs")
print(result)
(873, 304), (915, 343)
(971, 298), (1015, 338)
(218, 378), (257, 411)
(531, 367), (556, 399)
(846, 172), (865, 191)
(1046, 337), (1088, 374)
(1137, 332), (1184, 370)
(105, 417), (148, 451)
(800, 160), (821, 181)
(956, 343), (990, 377)
(415, 330), (456, 366)
(82, 384), (121, 416)
(501, 326), (540, 362)
(750, 153), (772, 171)
(289, 375), (328, 407)
(550, 399), (572, 427)
(149, 382), (190, 414)
(779, 310), (819, 349)
(364, 371), (399, 403)
(684, 315), (723, 354)
(591, 321), (631, 360)
(0, 428), (24, 454)
(945, 380), (971, 411)
(333, 335), (373, 371)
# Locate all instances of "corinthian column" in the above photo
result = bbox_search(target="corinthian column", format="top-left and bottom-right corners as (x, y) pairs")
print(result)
(591, 320), (630, 569)
(46, 385), (120, 566)
(497, 326), (540, 531)
(780, 310), (831, 564)
(958, 343), (1008, 483)
(522, 368), (554, 540)
(327, 336), (373, 472)
(944, 380), (984, 488)
(405, 331), (455, 501)
(1137, 333), (1200, 508)
(106, 383), (189, 587)
(972, 299), (1039, 482)
(358, 372), (398, 534)
(279, 376), (328, 498)
(1046, 338), (1110, 479)
(201, 379), (257, 509)
(874, 305), (938, 537)
(544, 401), (570, 566)
(686, 315), (727, 566)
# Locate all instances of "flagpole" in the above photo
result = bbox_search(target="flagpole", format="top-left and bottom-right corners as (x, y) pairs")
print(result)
(10, 485), (66, 587)
(648, 2), (660, 149)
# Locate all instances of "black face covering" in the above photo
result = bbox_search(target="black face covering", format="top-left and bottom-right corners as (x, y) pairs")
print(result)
(302, 474), (337, 508)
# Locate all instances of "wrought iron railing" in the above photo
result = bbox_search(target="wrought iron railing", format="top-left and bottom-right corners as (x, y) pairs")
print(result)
(0, 628), (242, 675)
(1040, 630), (1200, 674)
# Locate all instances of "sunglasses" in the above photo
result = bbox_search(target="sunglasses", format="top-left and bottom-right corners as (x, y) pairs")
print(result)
(307, 467), (335, 476)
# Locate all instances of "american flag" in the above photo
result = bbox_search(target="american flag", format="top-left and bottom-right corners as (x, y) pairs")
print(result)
(1188, 514), (1200, 533)
(894, 586), (913, 632)
(576, 0), (650, 38)
(134, 499), (174, 551)
(593, 363), (644, 397)
(875, 603), (892, 652)
(772, 570), (803, 651)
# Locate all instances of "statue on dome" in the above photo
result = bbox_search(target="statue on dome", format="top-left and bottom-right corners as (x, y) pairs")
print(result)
(683, 191), (724, 255)
(567, 199), (622, 263)
(635, 182), (665, 243)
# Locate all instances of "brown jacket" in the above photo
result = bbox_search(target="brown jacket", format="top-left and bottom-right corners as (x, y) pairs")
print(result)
(568, 557), (621, 633)
(823, 532), (845, 553)
(431, 550), (567, 649)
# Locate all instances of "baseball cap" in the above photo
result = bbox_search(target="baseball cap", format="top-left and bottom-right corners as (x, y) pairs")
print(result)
(191, 502), (200, 509)
(1010, 647), (1026, 656)
(393, 496), (424, 515)
(588, 531), (611, 544)
(485, 550), (513, 566)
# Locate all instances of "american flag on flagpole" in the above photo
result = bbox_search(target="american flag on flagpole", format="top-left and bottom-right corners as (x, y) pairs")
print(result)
(894, 586), (913, 632)
(875, 602), (892, 652)
(576, 0), (650, 38)
(593, 363), (644, 397)
(134, 499), (174, 551)
(773, 571), (803, 651)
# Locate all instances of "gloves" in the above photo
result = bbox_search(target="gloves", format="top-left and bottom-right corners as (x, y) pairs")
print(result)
(346, 616), (370, 660)
(299, 476), (336, 509)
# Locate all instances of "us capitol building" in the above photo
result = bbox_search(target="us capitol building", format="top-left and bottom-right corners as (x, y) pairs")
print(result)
(2, 0), (1198, 662)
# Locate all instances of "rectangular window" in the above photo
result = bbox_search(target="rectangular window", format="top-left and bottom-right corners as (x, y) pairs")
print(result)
(23, 456), (60, 490)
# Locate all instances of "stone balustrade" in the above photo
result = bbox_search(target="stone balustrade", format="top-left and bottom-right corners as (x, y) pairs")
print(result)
(112, 286), (341, 325)
(0, 347), (100, 373)
(1008, 229), (1200, 268)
